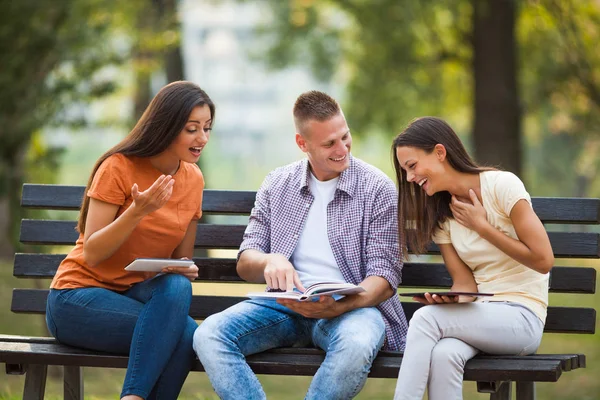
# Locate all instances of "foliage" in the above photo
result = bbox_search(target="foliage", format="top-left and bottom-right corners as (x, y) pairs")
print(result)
(0, 0), (128, 256)
(519, 1), (600, 197)
(250, 0), (600, 195)
(254, 0), (472, 135)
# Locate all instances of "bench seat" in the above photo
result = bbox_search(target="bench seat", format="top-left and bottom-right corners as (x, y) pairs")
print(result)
(0, 335), (568, 382)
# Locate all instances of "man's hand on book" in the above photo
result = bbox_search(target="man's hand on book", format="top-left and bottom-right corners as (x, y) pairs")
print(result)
(264, 254), (306, 292)
(277, 296), (342, 319)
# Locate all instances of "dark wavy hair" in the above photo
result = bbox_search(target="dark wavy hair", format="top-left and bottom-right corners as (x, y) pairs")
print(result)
(391, 117), (492, 255)
(77, 81), (215, 233)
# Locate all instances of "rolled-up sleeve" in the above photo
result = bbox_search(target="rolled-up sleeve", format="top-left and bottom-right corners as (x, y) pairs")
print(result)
(237, 173), (272, 260)
(365, 179), (402, 289)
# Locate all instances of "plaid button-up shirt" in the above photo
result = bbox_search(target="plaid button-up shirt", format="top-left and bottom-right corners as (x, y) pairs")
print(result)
(239, 155), (408, 351)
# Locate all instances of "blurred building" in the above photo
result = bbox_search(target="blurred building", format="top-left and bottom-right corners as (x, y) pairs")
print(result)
(180, 0), (336, 189)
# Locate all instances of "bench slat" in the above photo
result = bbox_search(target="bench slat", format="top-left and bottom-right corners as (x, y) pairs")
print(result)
(19, 221), (246, 249)
(21, 185), (256, 215)
(0, 335), (580, 372)
(267, 347), (580, 371)
(18, 220), (600, 258)
(531, 197), (600, 224)
(21, 185), (600, 224)
(11, 290), (595, 334)
(398, 302), (596, 334)
(0, 335), (579, 375)
(13, 254), (597, 294)
(0, 340), (563, 382)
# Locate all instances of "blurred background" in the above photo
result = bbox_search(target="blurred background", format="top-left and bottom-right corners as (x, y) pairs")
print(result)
(0, 0), (599, 399)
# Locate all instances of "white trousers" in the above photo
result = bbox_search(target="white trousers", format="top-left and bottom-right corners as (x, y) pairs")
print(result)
(393, 302), (544, 400)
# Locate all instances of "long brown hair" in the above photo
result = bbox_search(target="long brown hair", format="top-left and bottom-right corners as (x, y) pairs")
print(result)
(391, 117), (492, 256)
(77, 81), (215, 233)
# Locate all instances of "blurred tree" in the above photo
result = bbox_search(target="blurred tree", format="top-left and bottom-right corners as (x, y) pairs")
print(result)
(520, 1), (600, 198)
(0, 0), (123, 257)
(255, 0), (600, 180)
(257, 0), (521, 170)
(129, 0), (184, 120)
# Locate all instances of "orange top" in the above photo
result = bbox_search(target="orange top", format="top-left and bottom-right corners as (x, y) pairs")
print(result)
(51, 153), (204, 291)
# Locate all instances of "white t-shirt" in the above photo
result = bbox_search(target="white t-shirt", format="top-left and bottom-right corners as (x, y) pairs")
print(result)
(290, 172), (345, 288)
(432, 170), (549, 322)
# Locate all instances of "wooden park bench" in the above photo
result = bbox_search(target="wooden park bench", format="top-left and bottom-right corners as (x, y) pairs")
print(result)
(0, 183), (597, 399)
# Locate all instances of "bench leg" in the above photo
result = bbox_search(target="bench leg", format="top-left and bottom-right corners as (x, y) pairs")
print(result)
(64, 366), (84, 400)
(23, 364), (48, 400)
(516, 381), (535, 400)
(489, 381), (511, 400)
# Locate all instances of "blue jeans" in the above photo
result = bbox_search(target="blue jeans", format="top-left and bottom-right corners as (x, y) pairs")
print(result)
(193, 299), (386, 400)
(46, 273), (198, 399)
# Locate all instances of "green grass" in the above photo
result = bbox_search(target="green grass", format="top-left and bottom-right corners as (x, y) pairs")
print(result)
(1, 258), (599, 399)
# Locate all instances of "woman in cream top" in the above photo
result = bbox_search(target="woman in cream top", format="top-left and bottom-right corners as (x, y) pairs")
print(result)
(391, 117), (553, 400)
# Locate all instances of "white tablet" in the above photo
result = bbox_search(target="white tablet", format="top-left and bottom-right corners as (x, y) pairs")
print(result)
(124, 258), (195, 272)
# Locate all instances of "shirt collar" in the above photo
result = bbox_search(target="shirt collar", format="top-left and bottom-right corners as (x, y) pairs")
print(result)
(298, 155), (357, 198)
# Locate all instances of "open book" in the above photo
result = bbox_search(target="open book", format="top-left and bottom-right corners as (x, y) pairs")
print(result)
(247, 282), (365, 302)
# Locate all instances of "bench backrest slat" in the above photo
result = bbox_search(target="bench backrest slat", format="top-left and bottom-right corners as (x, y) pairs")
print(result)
(13, 254), (597, 294)
(11, 289), (596, 334)
(19, 220), (600, 257)
(21, 185), (600, 223)
(21, 185), (258, 215)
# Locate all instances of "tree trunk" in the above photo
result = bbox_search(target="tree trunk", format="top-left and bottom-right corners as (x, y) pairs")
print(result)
(134, 70), (152, 121)
(0, 195), (14, 259)
(159, 0), (184, 83)
(165, 46), (184, 83)
(472, 0), (521, 175)
(0, 145), (26, 259)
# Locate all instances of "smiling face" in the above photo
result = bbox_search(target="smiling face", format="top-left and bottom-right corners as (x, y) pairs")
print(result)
(395, 144), (447, 196)
(166, 104), (213, 164)
(296, 113), (352, 181)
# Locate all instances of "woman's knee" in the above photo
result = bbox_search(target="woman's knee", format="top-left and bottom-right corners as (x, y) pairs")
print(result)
(155, 274), (193, 303)
(430, 339), (473, 369)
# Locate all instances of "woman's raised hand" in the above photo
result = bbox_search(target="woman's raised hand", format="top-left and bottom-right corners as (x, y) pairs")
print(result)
(131, 175), (175, 216)
(450, 189), (488, 233)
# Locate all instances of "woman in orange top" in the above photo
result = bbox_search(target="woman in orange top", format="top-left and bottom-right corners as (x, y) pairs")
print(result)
(46, 81), (214, 400)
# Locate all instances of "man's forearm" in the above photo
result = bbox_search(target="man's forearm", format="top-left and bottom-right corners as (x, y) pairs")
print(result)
(336, 275), (395, 313)
(236, 249), (270, 282)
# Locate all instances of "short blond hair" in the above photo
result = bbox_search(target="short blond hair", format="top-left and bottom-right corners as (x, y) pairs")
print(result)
(293, 91), (341, 135)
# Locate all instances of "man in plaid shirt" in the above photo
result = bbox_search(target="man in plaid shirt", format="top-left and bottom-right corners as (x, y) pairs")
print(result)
(194, 91), (408, 399)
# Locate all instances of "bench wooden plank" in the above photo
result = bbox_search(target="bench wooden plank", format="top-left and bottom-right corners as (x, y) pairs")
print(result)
(13, 254), (597, 294)
(21, 185), (600, 224)
(21, 185), (256, 215)
(263, 347), (581, 372)
(19, 221), (247, 249)
(11, 290), (596, 334)
(0, 335), (579, 376)
(399, 302), (596, 335)
(531, 197), (600, 224)
(18, 220), (600, 258)
(0, 341), (563, 382)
